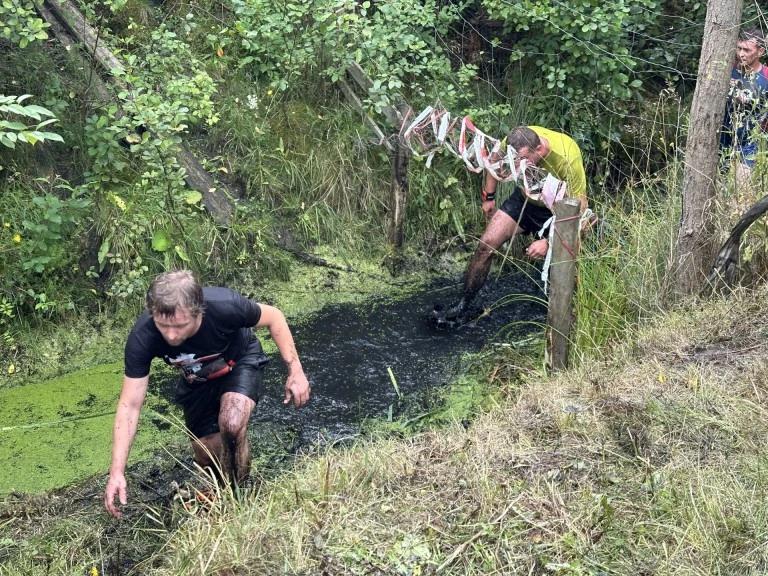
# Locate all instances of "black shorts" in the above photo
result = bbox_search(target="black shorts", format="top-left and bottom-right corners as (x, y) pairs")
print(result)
(175, 341), (269, 438)
(499, 188), (553, 235)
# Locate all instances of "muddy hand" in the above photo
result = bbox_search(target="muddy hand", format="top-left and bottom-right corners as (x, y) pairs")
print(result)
(525, 238), (549, 260)
(105, 472), (127, 519)
(284, 372), (310, 409)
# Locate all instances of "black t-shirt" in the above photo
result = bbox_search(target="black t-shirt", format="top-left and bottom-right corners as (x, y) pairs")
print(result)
(124, 287), (262, 380)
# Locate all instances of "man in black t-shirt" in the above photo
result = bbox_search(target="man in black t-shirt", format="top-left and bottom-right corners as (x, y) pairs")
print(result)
(105, 269), (310, 518)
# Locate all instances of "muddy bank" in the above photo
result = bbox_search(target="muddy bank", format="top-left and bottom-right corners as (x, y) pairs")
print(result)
(1, 269), (546, 495)
(253, 270), (547, 447)
(0, 268), (547, 572)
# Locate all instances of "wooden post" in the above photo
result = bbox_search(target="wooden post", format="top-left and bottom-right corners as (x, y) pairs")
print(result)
(337, 65), (409, 272)
(545, 199), (581, 373)
(387, 105), (410, 265)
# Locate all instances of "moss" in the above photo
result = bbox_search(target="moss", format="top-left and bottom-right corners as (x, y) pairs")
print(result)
(0, 363), (183, 495)
(242, 248), (440, 319)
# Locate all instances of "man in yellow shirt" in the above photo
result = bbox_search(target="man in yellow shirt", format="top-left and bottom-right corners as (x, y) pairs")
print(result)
(438, 125), (588, 324)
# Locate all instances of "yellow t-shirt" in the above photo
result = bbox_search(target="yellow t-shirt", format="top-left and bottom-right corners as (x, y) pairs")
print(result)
(530, 126), (586, 202)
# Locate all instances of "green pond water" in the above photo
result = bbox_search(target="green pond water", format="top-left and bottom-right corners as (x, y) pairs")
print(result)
(0, 363), (182, 495)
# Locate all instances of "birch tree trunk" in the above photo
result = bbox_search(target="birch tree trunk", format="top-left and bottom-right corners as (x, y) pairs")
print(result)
(671, 0), (743, 296)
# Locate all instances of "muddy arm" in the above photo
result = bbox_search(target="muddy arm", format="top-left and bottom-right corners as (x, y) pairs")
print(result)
(105, 375), (149, 518)
(255, 305), (310, 409)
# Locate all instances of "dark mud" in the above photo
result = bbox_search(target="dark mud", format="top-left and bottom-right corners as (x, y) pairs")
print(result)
(253, 269), (547, 449)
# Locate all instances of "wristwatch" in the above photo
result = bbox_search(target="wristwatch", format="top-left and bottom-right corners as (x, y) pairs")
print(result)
(481, 189), (496, 202)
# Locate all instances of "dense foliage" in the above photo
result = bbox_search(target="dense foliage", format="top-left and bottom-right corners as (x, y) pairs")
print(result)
(0, 0), (49, 47)
(0, 0), (749, 361)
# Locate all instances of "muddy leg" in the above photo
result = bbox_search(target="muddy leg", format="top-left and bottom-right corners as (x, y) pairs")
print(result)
(218, 391), (256, 488)
(191, 433), (224, 482)
(460, 210), (523, 306)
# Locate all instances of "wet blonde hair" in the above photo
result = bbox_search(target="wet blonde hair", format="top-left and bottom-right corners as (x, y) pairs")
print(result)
(146, 269), (204, 318)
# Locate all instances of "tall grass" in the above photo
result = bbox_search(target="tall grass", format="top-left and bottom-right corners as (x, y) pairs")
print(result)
(6, 287), (768, 575)
(572, 129), (768, 364)
(573, 182), (682, 360)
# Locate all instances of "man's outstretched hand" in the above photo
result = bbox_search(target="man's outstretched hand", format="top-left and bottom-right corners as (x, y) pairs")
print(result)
(104, 472), (127, 519)
(284, 371), (311, 409)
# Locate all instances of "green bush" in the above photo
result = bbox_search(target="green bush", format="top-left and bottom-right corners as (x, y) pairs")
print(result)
(0, 178), (91, 316)
(0, 0), (48, 48)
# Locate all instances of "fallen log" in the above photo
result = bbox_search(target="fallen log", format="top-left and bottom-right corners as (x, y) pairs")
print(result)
(279, 246), (354, 272)
(703, 194), (768, 292)
(39, 0), (234, 226)
(36, 1), (111, 104)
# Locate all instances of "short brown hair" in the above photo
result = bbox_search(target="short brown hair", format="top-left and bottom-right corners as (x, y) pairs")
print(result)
(739, 28), (765, 49)
(147, 269), (204, 317)
(506, 126), (541, 152)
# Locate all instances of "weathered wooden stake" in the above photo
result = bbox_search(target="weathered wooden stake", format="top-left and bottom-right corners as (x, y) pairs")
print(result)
(337, 65), (409, 272)
(545, 199), (581, 373)
(387, 105), (410, 259)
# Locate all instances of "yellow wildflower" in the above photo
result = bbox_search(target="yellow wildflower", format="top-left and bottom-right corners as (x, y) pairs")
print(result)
(3, 222), (9, 227)
(13, 234), (21, 243)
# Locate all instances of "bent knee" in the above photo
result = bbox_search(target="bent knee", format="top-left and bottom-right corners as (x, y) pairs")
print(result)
(218, 416), (248, 440)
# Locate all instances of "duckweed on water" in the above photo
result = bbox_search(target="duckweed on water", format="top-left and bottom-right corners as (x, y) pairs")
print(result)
(0, 363), (183, 495)
(242, 247), (463, 317)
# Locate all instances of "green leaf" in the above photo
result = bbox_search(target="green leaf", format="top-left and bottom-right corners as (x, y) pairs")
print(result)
(24, 105), (54, 118)
(30, 131), (63, 143)
(183, 190), (202, 205)
(7, 104), (31, 117)
(174, 244), (190, 261)
(151, 229), (172, 252)
(35, 118), (58, 128)
(452, 211), (465, 241)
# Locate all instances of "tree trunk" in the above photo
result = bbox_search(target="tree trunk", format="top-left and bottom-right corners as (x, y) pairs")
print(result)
(41, 0), (234, 226)
(671, 0), (743, 296)
(387, 106), (410, 250)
